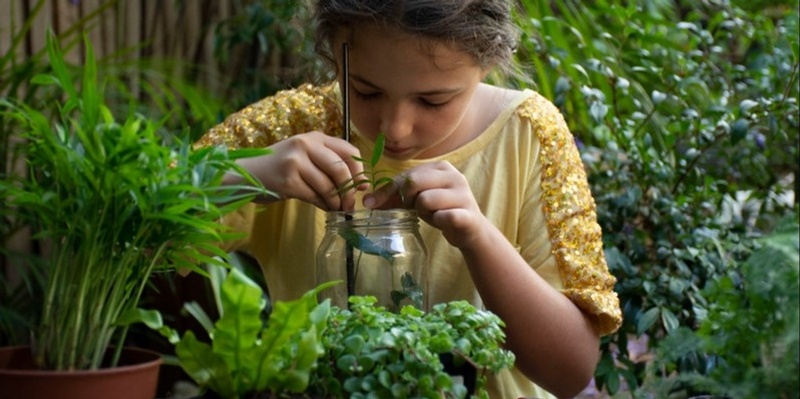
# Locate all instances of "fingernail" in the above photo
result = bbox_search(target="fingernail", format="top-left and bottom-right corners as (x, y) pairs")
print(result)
(363, 195), (376, 209)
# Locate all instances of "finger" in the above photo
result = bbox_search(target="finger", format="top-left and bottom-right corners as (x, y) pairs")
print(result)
(363, 174), (406, 209)
(319, 135), (365, 182)
(306, 141), (364, 211)
(295, 168), (339, 210)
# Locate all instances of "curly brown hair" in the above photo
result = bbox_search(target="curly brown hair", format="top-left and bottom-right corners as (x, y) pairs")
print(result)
(313, 0), (520, 75)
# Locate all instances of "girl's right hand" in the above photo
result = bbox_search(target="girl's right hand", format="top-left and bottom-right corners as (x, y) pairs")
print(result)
(236, 131), (365, 211)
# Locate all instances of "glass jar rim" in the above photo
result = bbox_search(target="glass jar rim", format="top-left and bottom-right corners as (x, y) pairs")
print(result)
(325, 209), (419, 228)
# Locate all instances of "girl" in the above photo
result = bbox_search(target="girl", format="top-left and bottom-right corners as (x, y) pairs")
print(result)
(198, 1), (622, 397)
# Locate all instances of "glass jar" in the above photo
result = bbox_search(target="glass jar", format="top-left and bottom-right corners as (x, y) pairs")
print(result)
(316, 209), (428, 311)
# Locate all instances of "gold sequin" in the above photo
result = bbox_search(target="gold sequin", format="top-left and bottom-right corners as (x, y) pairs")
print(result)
(195, 83), (343, 149)
(518, 96), (622, 335)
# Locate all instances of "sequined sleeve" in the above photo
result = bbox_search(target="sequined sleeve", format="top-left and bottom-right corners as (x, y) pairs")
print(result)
(196, 83), (343, 149)
(517, 96), (622, 336)
(194, 83), (343, 254)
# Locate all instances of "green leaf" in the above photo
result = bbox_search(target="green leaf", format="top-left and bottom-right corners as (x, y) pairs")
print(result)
(637, 307), (660, 334)
(730, 119), (749, 144)
(227, 147), (273, 159)
(213, 268), (266, 372)
(661, 307), (680, 333)
(30, 74), (60, 86)
(372, 176), (395, 190)
(370, 133), (385, 168)
(81, 35), (100, 130)
(176, 331), (236, 398)
(253, 282), (336, 392)
(183, 301), (216, 335)
(339, 229), (398, 261)
(44, 29), (77, 100)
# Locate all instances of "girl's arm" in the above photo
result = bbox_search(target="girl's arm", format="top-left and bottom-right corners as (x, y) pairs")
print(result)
(364, 161), (602, 398)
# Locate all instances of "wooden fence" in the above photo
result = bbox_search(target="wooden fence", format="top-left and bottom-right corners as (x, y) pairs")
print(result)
(3, 0), (237, 95)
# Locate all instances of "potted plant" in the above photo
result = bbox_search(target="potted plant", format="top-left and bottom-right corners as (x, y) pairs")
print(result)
(0, 32), (268, 399)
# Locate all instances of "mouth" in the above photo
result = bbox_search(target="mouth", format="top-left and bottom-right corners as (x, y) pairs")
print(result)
(383, 146), (413, 158)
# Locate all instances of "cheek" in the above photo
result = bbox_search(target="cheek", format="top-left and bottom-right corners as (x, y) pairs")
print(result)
(350, 103), (381, 137)
(419, 108), (463, 135)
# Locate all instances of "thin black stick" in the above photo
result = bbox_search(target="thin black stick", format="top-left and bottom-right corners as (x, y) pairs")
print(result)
(343, 42), (350, 143)
(342, 42), (355, 301)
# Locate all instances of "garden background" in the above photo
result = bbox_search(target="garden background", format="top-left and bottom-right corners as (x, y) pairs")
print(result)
(1, 0), (798, 398)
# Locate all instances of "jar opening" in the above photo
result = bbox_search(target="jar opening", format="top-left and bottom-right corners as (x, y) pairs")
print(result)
(325, 209), (419, 228)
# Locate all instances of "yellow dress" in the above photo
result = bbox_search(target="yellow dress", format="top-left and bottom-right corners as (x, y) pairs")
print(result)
(197, 83), (622, 399)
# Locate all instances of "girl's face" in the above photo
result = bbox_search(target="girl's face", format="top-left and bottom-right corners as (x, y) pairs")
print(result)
(340, 24), (488, 160)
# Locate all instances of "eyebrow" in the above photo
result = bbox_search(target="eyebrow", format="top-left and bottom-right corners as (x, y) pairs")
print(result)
(350, 74), (462, 96)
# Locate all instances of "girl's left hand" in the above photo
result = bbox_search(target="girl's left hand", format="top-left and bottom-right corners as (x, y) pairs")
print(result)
(363, 161), (487, 249)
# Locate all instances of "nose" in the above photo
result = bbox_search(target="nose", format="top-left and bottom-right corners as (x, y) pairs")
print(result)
(379, 102), (413, 141)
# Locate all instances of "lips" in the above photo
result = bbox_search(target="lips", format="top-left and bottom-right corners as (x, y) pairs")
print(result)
(383, 146), (413, 157)
(384, 145), (406, 153)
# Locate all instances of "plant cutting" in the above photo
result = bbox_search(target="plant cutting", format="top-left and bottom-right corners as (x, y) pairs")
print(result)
(0, 29), (268, 381)
(318, 133), (428, 311)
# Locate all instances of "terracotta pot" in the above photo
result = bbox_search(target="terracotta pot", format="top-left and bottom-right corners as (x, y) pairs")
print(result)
(0, 346), (162, 399)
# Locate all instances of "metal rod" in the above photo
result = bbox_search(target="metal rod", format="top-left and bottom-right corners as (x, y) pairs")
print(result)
(342, 42), (355, 301)
(343, 42), (351, 143)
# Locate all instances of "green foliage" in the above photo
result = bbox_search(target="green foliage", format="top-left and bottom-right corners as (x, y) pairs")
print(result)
(211, 0), (322, 109)
(161, 267), (513, 399)
(514, 0), (799, 394)
(159, 266), (335, 399)
(646, 215), (799, 398)
(1, 0), (258, 349)
(309, 297), (515, 399)
(0, 32), (269, 370)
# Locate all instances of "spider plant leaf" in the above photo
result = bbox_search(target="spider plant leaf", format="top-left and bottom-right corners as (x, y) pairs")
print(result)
(226, 147), (272, 160)
(338, 229), (398, 261)
(81, 35), (100, 130)
(44, 30), (77, 100)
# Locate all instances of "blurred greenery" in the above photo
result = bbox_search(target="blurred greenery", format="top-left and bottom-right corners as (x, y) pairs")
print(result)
(512, 0), (799, 397)
(2, 0), (798, 396)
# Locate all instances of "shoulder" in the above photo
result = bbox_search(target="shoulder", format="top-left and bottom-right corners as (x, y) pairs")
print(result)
(508, 90), (578, 163)
(514, 91), (568, 132)
(269, 83), (340, 112)
(474, 85), (568, 136)
(198, 83), (342, 149)
(239, 83), (342, 138)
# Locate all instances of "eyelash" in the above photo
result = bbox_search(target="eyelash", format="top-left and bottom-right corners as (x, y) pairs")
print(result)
(419, 99), (447, 110)
(353, 90), (448, 110)
(354, 90), (380, 102)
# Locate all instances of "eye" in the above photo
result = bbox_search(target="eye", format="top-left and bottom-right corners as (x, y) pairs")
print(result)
(419, 98), (448, 110)
(353, 88), (381, 102)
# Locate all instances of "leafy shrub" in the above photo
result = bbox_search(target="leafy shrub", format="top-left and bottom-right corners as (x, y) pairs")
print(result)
(310, 297), (515, 399)
(513, 0), (799, 393)
(646, 215), (799, 398)
(158, 265), (514, 399)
